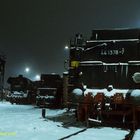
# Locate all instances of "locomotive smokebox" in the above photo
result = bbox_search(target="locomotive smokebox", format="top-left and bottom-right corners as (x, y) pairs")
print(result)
(128, 90), (140, 105)
(71, 88), (84, 103)
(132, 72), (140, 83)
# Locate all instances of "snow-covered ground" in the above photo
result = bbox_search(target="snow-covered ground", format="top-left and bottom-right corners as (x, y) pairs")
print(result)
(133, 130), (140, 140)
(0, 102), (134, 140)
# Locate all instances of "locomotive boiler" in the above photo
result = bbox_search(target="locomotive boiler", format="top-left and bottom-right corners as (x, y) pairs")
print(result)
(67, 29), (140, 130)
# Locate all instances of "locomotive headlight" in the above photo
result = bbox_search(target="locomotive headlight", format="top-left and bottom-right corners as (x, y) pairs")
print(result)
(79, 71), (83, 76)
(132, 72), (140, 83)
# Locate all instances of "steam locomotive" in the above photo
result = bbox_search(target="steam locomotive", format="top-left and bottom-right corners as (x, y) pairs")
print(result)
(36, 74), (63, 108)
(6, 75), (36, 104)
(6, 74), (63, 107)
(68, 29), (140, 129)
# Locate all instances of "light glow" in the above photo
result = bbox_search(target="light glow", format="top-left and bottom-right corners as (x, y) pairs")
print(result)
(64, 45), (69, 50)
(25, 67), (30, 73)
(35, 74), (40, 80)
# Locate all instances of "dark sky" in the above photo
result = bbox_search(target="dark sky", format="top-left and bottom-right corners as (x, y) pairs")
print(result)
(0, 0), (140, 81)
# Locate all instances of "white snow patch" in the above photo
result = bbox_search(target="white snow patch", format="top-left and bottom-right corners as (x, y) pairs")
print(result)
(72, 88), (83, 96)
(133, 129), (140, 140)
(63, 71), (69, 75)
(131, 89), (140, 97)
(0, 102), (80, 140)
(67, 127), (129, 140)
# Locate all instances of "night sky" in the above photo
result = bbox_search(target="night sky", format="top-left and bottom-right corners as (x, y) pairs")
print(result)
(0, 0), (140, 82)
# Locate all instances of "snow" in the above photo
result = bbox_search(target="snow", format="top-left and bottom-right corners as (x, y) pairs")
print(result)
(84, 88), (129, 97)
(67, 128), (129, 140)
(7, 91), (28, 98)
(131, 89), (140, 97)
(13, 91), (23, 95)
(133, 129), (140, 140)
(72, 88), (83, 96)
(63, 71), (69, 75)
(128, 61), (140, 63)
(0, 102), (130, 140)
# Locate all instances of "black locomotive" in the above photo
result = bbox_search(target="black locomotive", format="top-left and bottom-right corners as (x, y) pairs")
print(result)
(68, 29), (140, 130)
(6, 75), (35, 104)
(36, 74), (63, 108)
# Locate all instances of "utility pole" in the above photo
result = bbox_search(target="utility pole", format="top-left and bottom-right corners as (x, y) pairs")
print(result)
(0, 54), (6, 101)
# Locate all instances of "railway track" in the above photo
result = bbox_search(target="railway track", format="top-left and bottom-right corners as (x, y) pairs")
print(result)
(59, 128), (87, 140)
(124, 130), (135, 140)
(59, 128), (134, 140)
(47, 111), (136, 140)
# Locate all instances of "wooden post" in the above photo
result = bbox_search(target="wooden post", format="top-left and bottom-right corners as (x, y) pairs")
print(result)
(63, 73), (69, 107)
(42, 108), (46, 118)
(132, 106), (136, 131)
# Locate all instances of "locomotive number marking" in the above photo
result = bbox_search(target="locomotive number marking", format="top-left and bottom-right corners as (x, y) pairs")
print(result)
(101, 48), (124, 55)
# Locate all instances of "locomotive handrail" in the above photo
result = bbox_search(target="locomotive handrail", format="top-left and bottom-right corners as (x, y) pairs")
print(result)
(80, 61), (103, 66)
(86, 39), (139, 43)
(80, 61), (129, 66)
(128, 61), (140, 65)
(84, 43), (107, 51)
(80, 61), (140, 66)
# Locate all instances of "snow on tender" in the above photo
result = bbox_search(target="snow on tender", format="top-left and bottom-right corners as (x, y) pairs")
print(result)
(72, 88), (83, 96)
(131, 89), (140, 97)
(84, 88), (129, 97)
